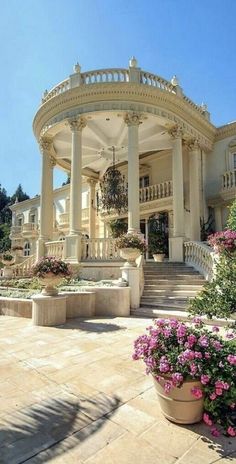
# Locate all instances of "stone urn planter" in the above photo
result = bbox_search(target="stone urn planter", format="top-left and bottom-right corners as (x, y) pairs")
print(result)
(153, 376), (204, 424)
(39, 274), (63, 296)
(153, 253), (165, 262)
(120, 248), (141, 268)
(2, 265), (14, 278)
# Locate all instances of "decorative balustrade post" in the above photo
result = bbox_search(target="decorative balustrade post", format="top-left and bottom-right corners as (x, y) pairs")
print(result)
(168, 125), (185, 261)
(64, 117), (86, 263)
(188, 139), (201, 241)
(88, 179), (97, 239)
(37, 137), (55, 259)
(124, 112), (142, 235)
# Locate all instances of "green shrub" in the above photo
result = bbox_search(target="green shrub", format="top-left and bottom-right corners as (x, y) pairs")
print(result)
(189, 254), (236, 320)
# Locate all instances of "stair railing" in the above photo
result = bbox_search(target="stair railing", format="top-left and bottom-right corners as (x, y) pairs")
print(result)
(184, 241), (216, 280)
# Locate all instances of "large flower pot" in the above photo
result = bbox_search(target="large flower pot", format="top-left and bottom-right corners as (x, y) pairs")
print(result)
(153, 376), (204, 424)
(3, 266), (14, 278)
(39, 275), (63, 296)
(153, 253), (165, 262)
(120, 248), (141, 268)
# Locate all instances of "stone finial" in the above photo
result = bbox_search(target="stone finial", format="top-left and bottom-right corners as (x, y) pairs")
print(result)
(129, 56), (138, 68)
(73, 62), (81, 73)
(200, 102), (208, 112)
(171, 75), (179, 86)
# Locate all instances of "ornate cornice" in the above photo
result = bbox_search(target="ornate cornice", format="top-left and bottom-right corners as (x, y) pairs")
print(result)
(215, 122), (236, 141)
(33, 83), (216, 151)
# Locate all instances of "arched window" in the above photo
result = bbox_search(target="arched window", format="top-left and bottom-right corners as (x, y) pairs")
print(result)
(24, 242), (31, 257)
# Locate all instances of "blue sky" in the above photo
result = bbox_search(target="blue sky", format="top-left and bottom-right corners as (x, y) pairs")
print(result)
(0, 0), (236, 198)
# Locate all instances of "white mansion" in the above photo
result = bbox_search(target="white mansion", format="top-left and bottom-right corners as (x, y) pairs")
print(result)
(10, 58), (236, 271)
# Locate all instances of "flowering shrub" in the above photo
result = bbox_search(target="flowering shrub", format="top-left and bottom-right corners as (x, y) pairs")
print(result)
(133, 318), (236, 436)
(1, 251), (14, 262)
(32, 256), (71, 278)
(115, 233), (147, 253)
(207, 230), (236, 253)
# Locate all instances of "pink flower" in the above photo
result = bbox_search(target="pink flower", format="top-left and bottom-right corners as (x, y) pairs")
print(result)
(223, 382), (230, 390)
(201, 374), (210, 385)
(211, 426), (220, 437)
(227, 354), (236, 365)
(216, 388), (223, 396)
(230, 403), (235, 409)
(210, 392), (217, 400)
(198, 335), (209, 347)
(204, 352), (211, 359)
(227, 426), (236, 437)
(191, 386), (203, 399)
(212, 326), (219, 332)
(215, 380), (224, 389)
(203, 413), (213, 426)
(164, 381), (172, 394)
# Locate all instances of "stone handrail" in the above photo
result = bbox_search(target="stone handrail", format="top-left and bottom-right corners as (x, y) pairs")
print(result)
(140, 71), (175, 93)
(45, 240), (64, 259)
(13, 254), (36, 277)
(42, 78), (70, 103)
(82, 68), (129, 84)
(184, 241), (215, 280)
(221, 170), (236, 190)
(22, 223), (39, 233)
(139, 181), (172, 203)
(81, 237), (121, 261)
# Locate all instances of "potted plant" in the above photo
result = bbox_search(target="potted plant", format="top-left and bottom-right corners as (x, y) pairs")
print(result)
(11, 245), (24, 257)
(133, 318), (236, 436)
(32, 256), (72, 296)
(148, 232), (168, 262)
(115, 233), (147, 267)
(0, 251), (15, 278)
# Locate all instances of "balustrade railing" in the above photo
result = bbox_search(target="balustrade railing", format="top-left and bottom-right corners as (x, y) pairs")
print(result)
(22, 223), (39, 234)
(13, 254), (36, 277)
(184, 241), (215, 280)
(58, 213), (69, 227)
(82, 69), (129, 84)
(221, 170), (236, 190)
(139, 181), (172, 203)
(45, 240), (64, 259)
(81, 237), (121, 261)
(140, 71), (175, 93)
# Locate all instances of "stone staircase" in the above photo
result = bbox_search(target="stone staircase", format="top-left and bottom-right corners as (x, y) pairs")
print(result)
(132, 261), (205, 319)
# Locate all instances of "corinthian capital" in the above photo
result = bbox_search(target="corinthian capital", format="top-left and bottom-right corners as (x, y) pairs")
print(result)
(68, 117), (87, 132)
(124, 112), (142, 126)
(49, 156), (56, 168)
(167, 124), (183, 139)
(39, 136), (53, 153)
(186, 138), (201, 152)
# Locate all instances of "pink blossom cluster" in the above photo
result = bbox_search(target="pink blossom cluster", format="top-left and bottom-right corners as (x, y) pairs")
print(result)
(207, 229), (236, 253)
(32, 256), (72, 278)
(132, 318), (236, 437)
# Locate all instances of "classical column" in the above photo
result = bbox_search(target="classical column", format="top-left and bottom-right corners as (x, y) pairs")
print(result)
(215, 206), (222, 231)
(37, 137), (55, 259)
(64, 117), (86, 263)
(168, 125), (185, 261)
(187, 139), (201, 241)
(88, 179), (97, 238)
(201, 150), (208, 222)
(124, 112), (142, 234)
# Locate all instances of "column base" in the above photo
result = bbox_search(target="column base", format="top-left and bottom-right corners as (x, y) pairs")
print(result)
(121, 266), (140, 309)
(169, 237), (184, 262)
(64, 234), (82, 264)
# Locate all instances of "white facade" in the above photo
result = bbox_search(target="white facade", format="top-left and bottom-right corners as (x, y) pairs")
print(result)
(10, 59), (236, 262)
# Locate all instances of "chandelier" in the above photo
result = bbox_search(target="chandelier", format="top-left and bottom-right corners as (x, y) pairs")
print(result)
(97, 146), (128, 214)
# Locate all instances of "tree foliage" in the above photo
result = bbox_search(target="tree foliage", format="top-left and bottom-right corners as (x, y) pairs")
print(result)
(227, 199), (236, 231)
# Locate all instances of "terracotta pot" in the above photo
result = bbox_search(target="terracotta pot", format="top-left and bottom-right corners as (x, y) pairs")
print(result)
(153, 376), (204, 424)
(120, 248), (141, 268)
(153, 253), (165, 262)
(39, 274), (63, 296)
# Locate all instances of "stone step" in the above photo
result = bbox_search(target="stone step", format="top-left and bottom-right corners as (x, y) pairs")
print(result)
(131, 307), (234, 327)
(144, 284), (203, 290)
(142, 291), (200, 298)
(143, 275), (204, 281)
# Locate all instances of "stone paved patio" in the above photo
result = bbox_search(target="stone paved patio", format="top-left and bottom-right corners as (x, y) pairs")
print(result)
(0, 315), (235, 464)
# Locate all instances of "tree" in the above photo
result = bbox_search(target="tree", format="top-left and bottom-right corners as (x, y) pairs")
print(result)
(0, 224), (11, 252)
(10, 184), (30, 204)
(0, 185), (10, 223)
(227, 199), (236, 231)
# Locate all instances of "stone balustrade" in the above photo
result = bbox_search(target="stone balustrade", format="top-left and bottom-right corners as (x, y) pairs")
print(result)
(13, 254), (36, 277)
(139, 181), (172, 203)
(21, 223), (39, 237)
(81, 237), (121, 261)
(221, 170), (236, 190)
(41, 66), (206, 116)
(184, 241), (215, 280)
(45, 240), (64, 259)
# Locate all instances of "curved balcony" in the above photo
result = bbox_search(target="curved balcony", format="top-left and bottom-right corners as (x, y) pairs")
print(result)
(9, 226), (22, 240)
(220, 170), (236, 200)
(21, 223), (39, 238)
